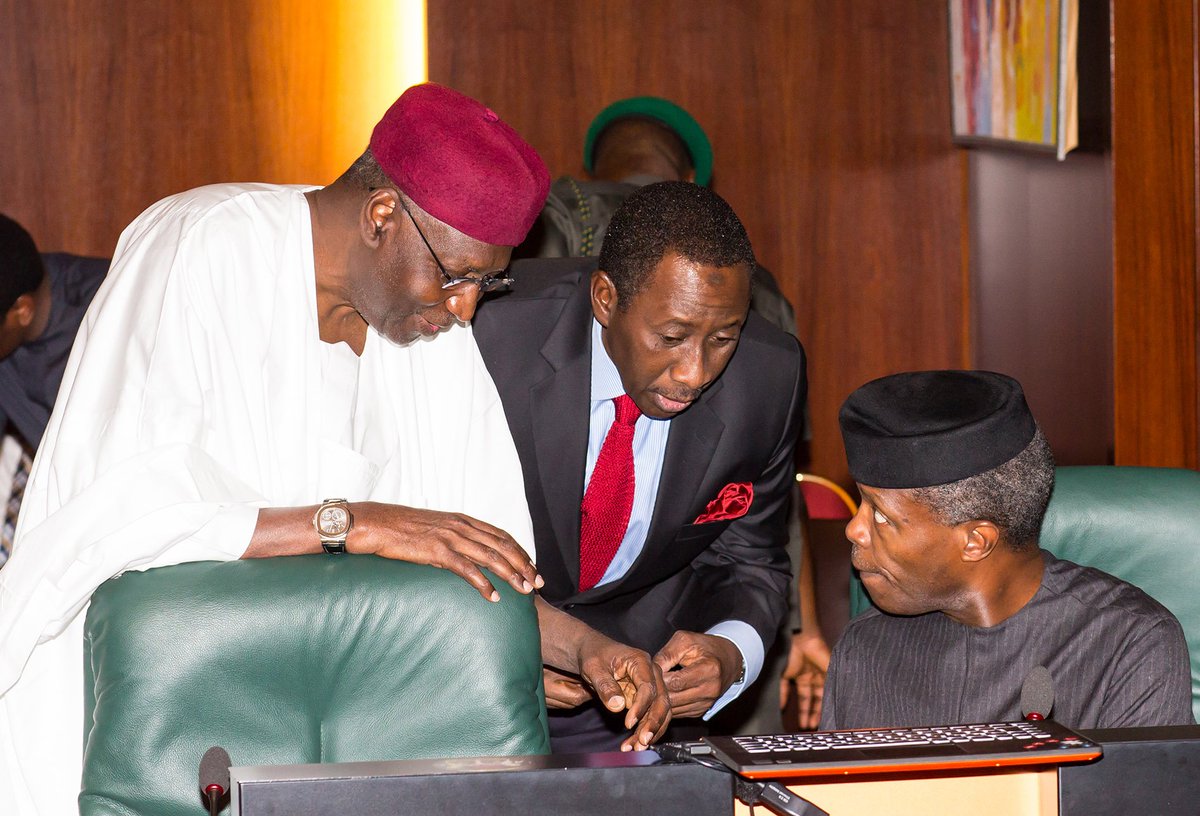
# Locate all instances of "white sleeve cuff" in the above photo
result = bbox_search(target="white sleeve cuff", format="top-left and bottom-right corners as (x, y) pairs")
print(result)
(146, 503), (262, 567)
(702, 619), (765, 720)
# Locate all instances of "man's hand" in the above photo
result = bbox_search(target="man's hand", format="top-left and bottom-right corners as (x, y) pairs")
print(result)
(535, 598), (671, 751)
(653, 631), (743, 719)
(779, 630), (831, 730)
(352, 502), (542, 602)
(542, 667), (591, 710)
(248, 503), (542, 603)
(575, 630), (672, 751)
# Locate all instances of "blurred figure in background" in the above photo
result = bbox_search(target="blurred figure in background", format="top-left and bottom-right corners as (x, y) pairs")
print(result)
(0, 214), (107, 567)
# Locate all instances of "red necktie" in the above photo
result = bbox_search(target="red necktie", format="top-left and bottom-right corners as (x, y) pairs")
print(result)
(579, 394), (641, 591)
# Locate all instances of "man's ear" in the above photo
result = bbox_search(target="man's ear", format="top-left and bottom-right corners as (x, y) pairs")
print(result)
(591, 270), (619, 328)
(363, 188), (399, 247)
(7, 293), (37, 330)
(961, 520), (1001, 563)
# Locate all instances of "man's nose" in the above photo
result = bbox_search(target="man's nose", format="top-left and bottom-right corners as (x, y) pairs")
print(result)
(670, 346), (708, 391)
(444, 285), (483, 323)
(845, 504), (870, 546)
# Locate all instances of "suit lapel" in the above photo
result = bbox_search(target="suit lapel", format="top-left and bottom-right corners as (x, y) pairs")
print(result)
(530, 280), (594, 590)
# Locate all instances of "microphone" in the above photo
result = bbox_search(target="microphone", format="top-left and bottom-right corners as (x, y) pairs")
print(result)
(1020, 665), (1055, 721)
(199, 746), (232, 816)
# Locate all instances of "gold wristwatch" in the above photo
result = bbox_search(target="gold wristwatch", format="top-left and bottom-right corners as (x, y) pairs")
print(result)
(313, 499), (353, 554)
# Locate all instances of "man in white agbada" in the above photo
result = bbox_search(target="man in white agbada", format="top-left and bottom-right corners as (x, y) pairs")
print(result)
(0, 83), (670, 815)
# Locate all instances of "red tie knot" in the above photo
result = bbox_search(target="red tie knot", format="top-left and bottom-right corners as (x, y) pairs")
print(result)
(614, 394), (641, 426)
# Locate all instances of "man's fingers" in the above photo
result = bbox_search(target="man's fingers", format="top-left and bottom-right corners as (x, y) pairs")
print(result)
(473, 542), (536, 594)
(450, 515), (542, 588)
(792, 662), (827, 730)
(661, 680), (714, 718)
(614, 654), (663, 722)
(621, 674), (659, 728)
(582, 667), (627, 712)
(443, 535), (537, 595)
(572, 635), (668, 751)
(795, 678), (825, 730)
(543, 670), (590, 709)
(808, 695), (824, 731)
(795, 680), (813, 720)
(365, 505), (543, 595)
(806, 682), (825, 730)
(651, 702), (672, 742)
(652, 630), (693, 673)
(661, 664), (722, 719)
(610, 657), (670, 750)
(630, 694), (672, 750)
(661, 660), (710, 694)
(799, 692), (819, 730)
(437, 551), (501, 601)
(621, 689), (672, 751)
(404, 508), (541, 593)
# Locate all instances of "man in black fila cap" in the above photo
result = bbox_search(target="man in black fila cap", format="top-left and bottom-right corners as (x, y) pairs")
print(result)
(819, 370), (1194, 730)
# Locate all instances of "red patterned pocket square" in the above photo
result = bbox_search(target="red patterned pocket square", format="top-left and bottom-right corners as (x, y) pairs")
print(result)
(693, 482), (753, 524)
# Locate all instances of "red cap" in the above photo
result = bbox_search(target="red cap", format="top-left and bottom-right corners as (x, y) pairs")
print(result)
(369, 83), (550, 247)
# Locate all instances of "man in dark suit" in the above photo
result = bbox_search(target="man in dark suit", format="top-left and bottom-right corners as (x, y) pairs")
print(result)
(0, 214), (108, 566)
(474, 181), (807, 751)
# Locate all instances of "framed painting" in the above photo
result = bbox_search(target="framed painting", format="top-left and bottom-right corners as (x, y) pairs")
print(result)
(949, 0), (1079, 160)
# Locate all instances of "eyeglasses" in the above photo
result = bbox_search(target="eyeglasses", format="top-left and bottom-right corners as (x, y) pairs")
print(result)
(395, 196), (513, 293)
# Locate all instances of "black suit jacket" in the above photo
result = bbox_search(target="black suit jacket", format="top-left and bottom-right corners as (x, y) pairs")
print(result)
(473, 258), (806, 654)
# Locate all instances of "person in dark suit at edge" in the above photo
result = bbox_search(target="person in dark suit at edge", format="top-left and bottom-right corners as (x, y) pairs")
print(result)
(474, 181), (807, 751)
(0, 214), (108, 567)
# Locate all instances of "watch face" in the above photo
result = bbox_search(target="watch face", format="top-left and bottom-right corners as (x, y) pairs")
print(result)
(318, 505), (350, 537)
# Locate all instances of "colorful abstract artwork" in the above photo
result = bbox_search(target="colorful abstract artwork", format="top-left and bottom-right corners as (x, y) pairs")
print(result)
(949, 0), (1078, 159)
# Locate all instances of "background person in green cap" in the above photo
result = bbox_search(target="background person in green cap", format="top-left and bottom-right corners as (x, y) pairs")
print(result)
(519, 96), (712, 260)
(518, 95), (797, 334)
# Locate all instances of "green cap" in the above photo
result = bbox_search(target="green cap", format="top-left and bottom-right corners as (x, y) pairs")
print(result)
(583, 97), (713, 187)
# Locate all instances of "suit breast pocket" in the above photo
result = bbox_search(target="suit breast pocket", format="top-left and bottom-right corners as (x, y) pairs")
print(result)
(672, 518), (734, 552)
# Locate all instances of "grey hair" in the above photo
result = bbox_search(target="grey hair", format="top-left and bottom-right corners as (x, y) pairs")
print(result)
(906, 427), (1055, 551)
(346, 149), (394, 190)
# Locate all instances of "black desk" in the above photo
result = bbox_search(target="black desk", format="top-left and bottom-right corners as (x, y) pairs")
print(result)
(230, 727), (1200, 816)
(1059, 725), (1200, 816)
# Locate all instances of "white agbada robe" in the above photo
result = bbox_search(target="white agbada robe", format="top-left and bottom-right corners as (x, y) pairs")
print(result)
(0, 184), (536, 816)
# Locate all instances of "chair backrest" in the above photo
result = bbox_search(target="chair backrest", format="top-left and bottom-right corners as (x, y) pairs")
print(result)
(81, 556), (548, 816)
(1038, 466), (1200, 721)
(849, 466), (1200, 721)
(796, 473), (858, 520)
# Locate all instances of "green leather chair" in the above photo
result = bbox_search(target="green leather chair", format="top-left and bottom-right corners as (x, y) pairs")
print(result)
(849, 466), (1200, 721)
(81, 556), (548, 816)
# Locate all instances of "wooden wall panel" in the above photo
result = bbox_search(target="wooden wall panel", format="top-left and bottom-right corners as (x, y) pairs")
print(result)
(430, 0), (968, 486)
(0, 0), (421, 259)
(1111, 0), (1200, 468)
(2, 0), (971, 488)
(969, 151), (1114, 467)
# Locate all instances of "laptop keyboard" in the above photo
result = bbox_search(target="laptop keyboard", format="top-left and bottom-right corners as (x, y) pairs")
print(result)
(702, 720), (1101, 778)
(733, 721), (1057, 753)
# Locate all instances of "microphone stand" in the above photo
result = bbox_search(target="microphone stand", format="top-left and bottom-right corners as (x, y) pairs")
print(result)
(204, 784), (224, 816)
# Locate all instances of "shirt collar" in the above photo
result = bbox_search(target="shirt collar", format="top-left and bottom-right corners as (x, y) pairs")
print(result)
(590, 318), (626, 402)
